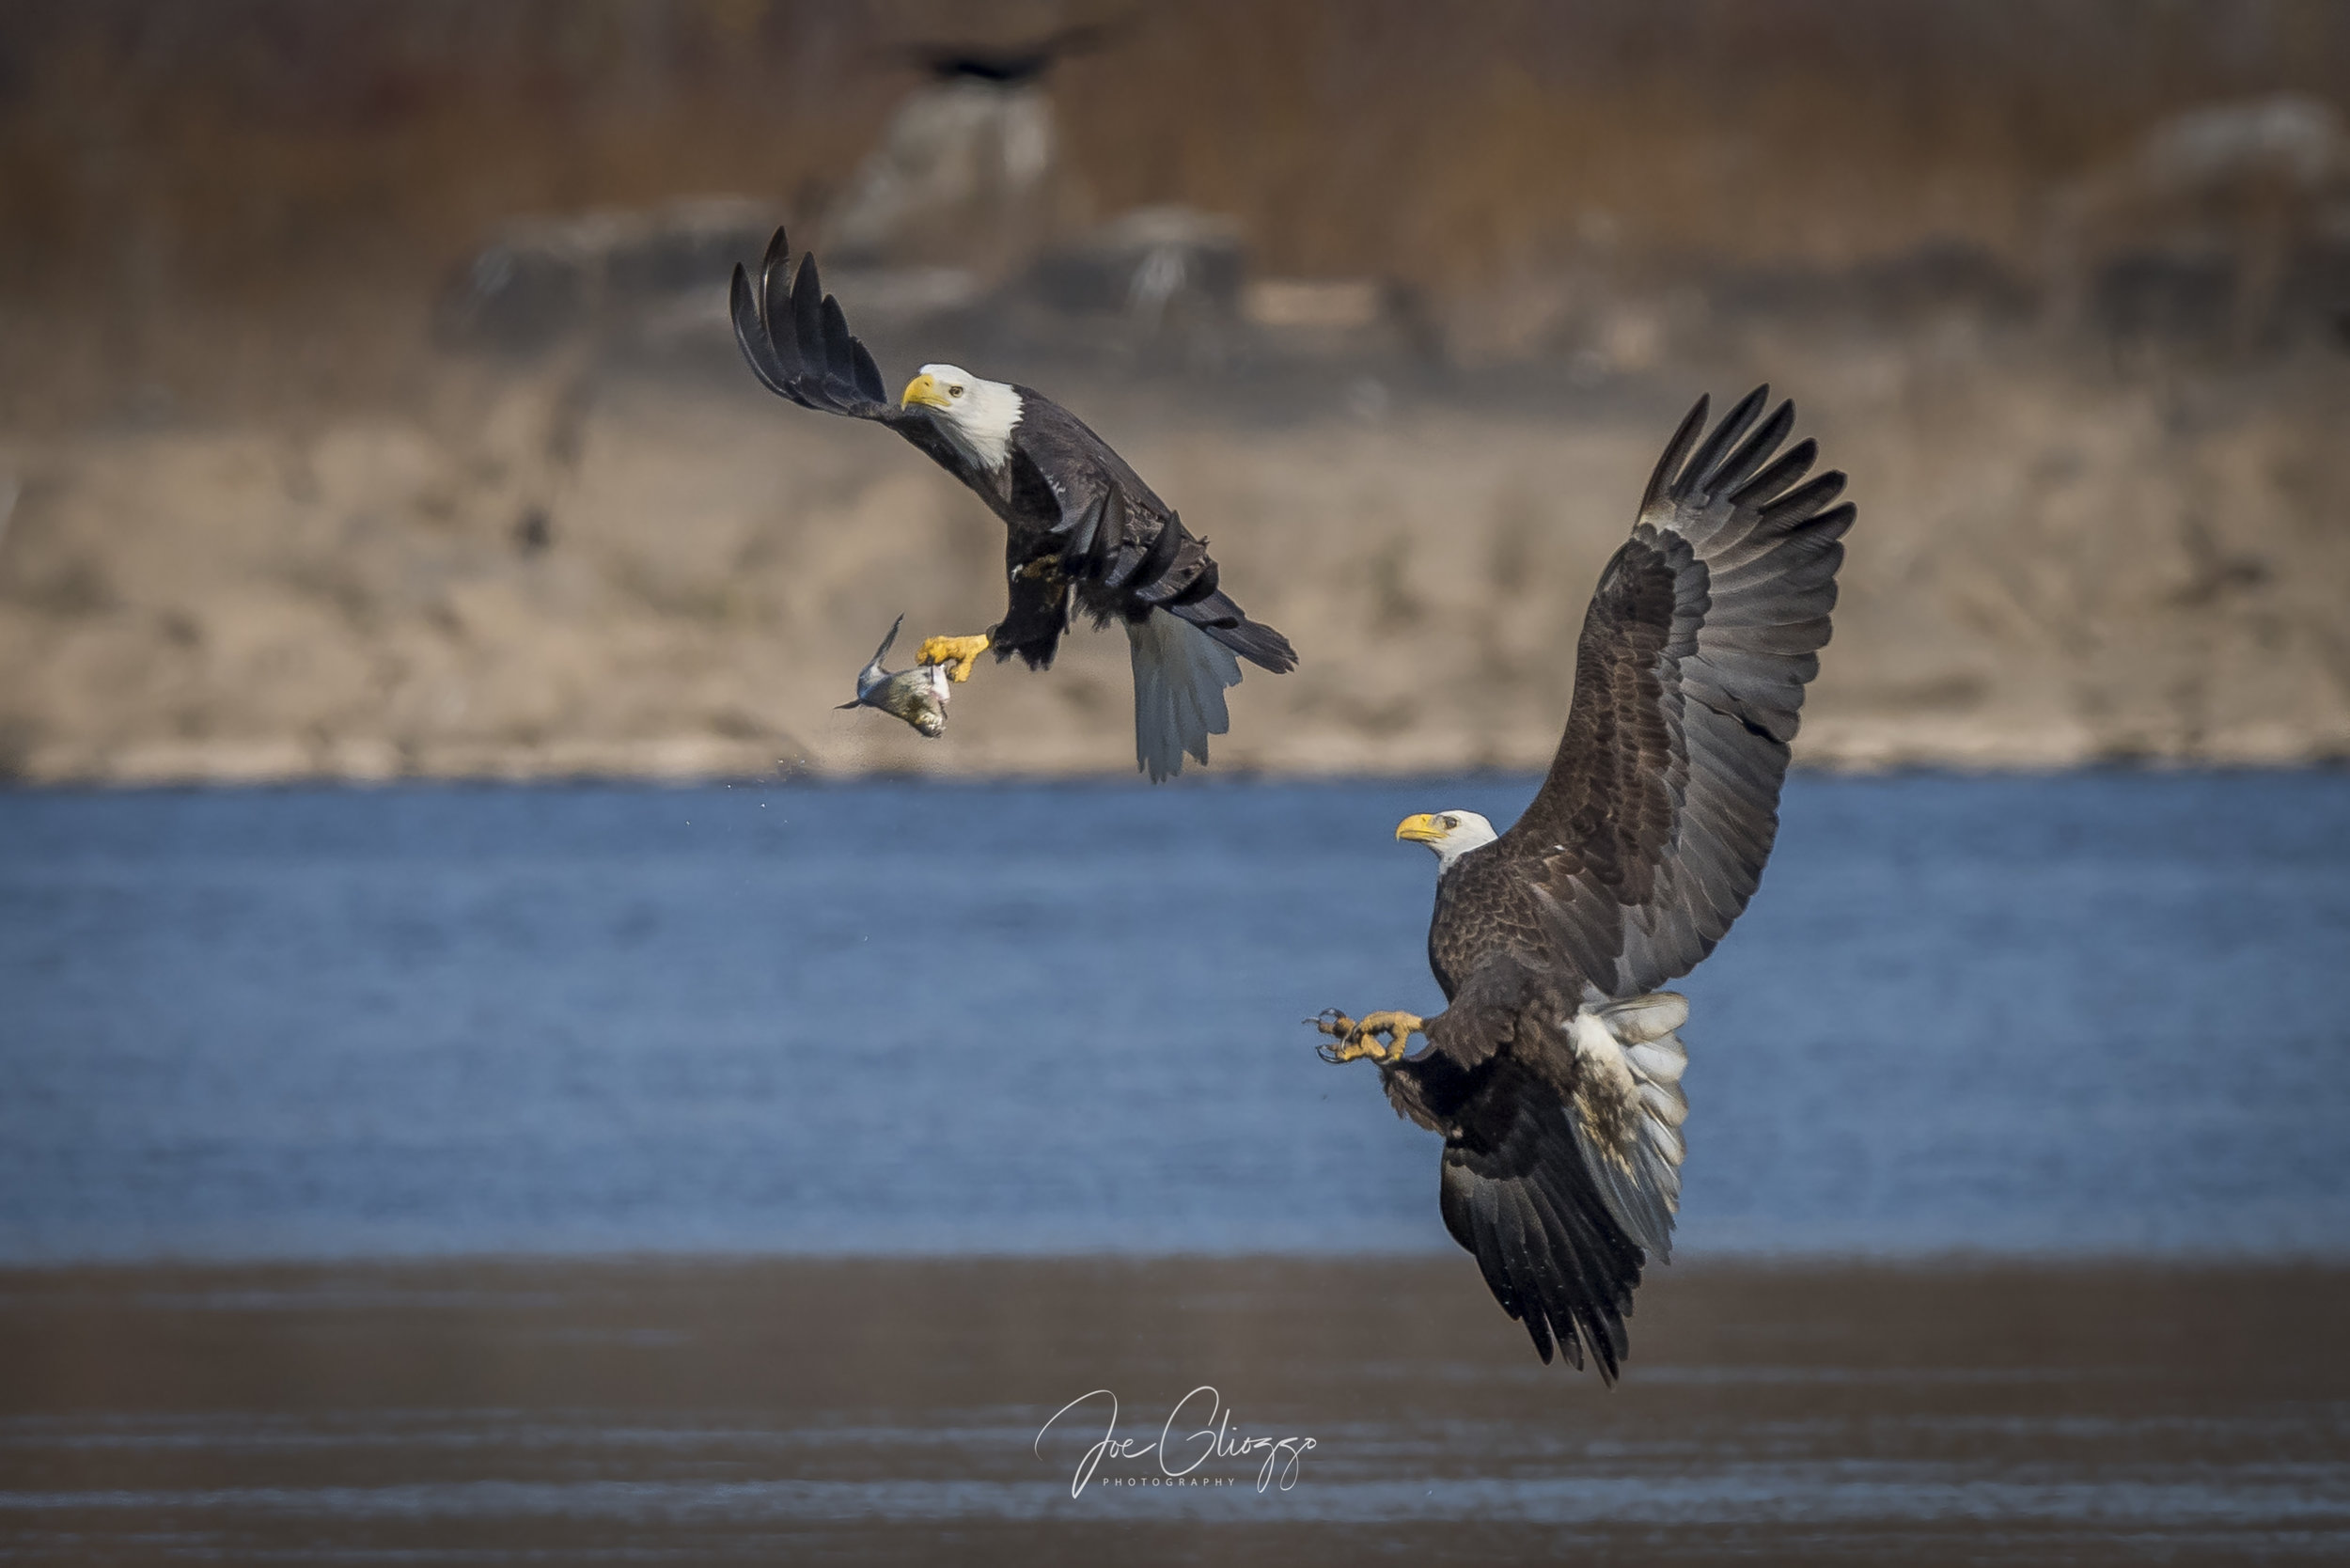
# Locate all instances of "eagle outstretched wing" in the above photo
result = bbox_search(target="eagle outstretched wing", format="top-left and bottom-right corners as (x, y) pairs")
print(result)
(729, 227), (972, 475)
(1502, 387), (1854, 996)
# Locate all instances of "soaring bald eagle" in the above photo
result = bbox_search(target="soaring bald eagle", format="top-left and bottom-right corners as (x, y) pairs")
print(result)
(729, 227), (1295, 780)
(1313, 388), (1853, 1377)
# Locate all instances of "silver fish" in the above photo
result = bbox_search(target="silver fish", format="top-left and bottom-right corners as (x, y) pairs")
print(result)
(838, 614), (952, 737)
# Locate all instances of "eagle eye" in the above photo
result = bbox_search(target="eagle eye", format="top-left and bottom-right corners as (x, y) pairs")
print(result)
(949, 385), (964, 398)
(1440, 815), (1459, 829)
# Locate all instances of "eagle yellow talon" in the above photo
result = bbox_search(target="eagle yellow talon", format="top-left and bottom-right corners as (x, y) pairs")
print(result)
(916, 633), (991, 682)
(1312, 1009), (1424, 1065)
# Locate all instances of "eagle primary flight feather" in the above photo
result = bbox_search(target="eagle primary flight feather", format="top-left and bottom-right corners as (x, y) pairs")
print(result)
(729, 227), (1295, 780)
(1313, 387), (1854, 1378)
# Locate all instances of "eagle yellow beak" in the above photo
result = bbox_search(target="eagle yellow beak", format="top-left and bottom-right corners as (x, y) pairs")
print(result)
(901, 373), (950, 411)
(1396, 813), (1444, 845)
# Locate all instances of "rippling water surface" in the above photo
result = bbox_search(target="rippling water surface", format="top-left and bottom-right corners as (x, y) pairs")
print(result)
(3, 772), (2347, 1261)
(5, 1257), (2347, 1565)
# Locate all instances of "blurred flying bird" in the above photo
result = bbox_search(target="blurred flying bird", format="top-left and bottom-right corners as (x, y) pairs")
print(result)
(731, 227), (1296, 780)
(838, 615), (953, 738)
(889, 20), (1128, 86)
(1313, 388), (1854, 1378)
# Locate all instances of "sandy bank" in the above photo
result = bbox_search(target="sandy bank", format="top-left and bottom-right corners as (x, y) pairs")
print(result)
(3, 344), (2346, 785)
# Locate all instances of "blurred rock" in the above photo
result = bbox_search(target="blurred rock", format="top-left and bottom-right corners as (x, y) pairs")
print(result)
(1243, 279), (1386, 331)
(2053, 94), (2350, 353)
(1712, 242), (2036, 332)
(825, 80), (1071, 278)
(1026, 206), (1246, 318)
(632, 261), (991, 364)
(2144, 95), (2349, 192)
(435, 197), (780, 356)
(1007, 206), (1251, 369)
(1436, 274), (1582, 368)
(1240, 277), (1430, 363)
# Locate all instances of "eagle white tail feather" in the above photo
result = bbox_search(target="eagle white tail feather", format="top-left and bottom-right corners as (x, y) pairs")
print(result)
(1125, 610), (1243, 782)
(1570, 992), (1691, 1261)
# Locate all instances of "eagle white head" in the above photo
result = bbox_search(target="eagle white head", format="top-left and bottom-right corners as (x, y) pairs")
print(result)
(1396, 810), (1498, 870)
(901, 363), (1023, 472)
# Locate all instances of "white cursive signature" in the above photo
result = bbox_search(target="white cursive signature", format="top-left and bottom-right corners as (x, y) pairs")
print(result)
(1034, 1387), (1317, 1497)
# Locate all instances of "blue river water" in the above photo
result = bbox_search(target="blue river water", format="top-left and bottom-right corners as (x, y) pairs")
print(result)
(1, 772), (2345, 1262)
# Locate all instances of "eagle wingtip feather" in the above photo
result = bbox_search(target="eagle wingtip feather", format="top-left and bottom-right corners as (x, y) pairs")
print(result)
(1641, 394), (1711, 518)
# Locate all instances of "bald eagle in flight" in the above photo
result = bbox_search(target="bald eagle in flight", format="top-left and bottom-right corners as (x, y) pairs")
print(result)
(1314, 388), (1853, 1377)
(729, 228), (1295, 780)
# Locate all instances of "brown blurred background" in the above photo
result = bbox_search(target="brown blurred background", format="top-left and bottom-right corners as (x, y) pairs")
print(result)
(3, 0), (2347, 782)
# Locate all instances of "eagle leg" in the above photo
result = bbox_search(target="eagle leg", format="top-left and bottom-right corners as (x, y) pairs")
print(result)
(916, 633), (992, 682)
(1311, 1008), (1424, 1065)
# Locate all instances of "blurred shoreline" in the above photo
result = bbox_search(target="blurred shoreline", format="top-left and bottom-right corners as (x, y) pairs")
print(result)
(4, 341), (2347, 785)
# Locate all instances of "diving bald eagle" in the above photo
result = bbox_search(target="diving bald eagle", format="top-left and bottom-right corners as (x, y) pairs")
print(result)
(729, 227), (1295, 780)
(1313, 387), (1853, 1377)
